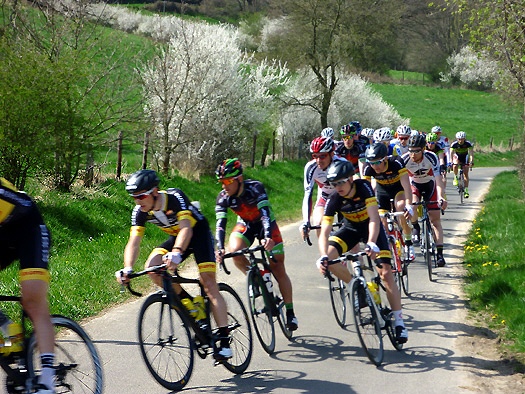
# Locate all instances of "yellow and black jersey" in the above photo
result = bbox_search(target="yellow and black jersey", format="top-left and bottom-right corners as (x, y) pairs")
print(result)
(130, 188), (205, 238)
(323, 179), (377, 226)
(0, 177), (35, 225)
(362, 156), (407, 195)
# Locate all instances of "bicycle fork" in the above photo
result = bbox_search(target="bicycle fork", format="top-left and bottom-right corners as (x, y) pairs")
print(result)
(351, 261), (385, 329)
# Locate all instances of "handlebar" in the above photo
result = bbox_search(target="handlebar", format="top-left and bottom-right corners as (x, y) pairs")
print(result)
(222, 244), (277, 264)
(412, 200), (445, 215)
(303, 222), (343, 246)
(120, 264), (169, 297)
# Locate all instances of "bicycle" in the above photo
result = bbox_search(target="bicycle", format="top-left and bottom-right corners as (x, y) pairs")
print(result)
(325, 250), (403, 366)
(456, 164), (468, 204)
(413, 200), (442, 282)
(0, 294), (103, 394)
(123, 263), (253, 392)
(379, 201), (410, 297)
(303, 223), (348, 328)
(222, 245), (292, 355)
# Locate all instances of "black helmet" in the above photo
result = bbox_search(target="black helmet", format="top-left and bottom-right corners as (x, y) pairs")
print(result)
(326, 160), (355, 183)
(215, 158), (243, 179)
(365, 143), (388, 161)
(408, 134), (427, 148)
(125, 169), (160, 194)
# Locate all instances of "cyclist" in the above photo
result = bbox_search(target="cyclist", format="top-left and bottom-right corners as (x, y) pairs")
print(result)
(361, 127), (375, 146)
(214, 159), (298, 331)
(400, 135), (448, 267)
(321, 127), (335, 139)
(315, 160), (408, 343)
(0, 177), (56, 394)
(301, 136), (347, 239)
(116, 169), (232, 360)
(362, 143), (415, 260)
(392, 125), (412, 156)
(334, 122), (366, 168)
(450, 131), (474, 198)
(426, 132), (448, 186)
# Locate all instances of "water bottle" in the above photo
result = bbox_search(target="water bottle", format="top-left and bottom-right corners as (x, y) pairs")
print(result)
(367, 281), (381, 305)
(0, 310), (23, 354)
(192, 295), (206, 321)
(261, 269), (273, 293)
(181, 298), (198, 319)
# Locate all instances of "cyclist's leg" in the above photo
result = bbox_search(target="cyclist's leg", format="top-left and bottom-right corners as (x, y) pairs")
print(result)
(410, 185), (421, 243)
(193, 227), (231, 358)
(326, 228), (358, 284)
(18, 221), (55, 391)
(428, 207), (446, 266)
(228, 222), (255, 274)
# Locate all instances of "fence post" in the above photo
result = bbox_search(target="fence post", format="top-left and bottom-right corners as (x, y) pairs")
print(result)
(489, 136), (493, 150)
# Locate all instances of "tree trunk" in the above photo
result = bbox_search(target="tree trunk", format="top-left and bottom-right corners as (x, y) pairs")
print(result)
(142, 130), (150, 170)
(251, 132), (257, 167)
(116, 130), (123, 180)
(260, 138), (269, 166)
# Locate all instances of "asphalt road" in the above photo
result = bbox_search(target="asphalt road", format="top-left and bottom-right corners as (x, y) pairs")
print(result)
(32, 167), (519, 393)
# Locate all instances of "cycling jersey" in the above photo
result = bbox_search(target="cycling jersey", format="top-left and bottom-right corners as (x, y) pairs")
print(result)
(0, 177), (51, 271)
(391, 140), (409, 156)
(362, 157), (408, 211)
(322, 179), (391, 260)
(302, 156), (347, 225)
(130, 188), (215, 268)
(334, 140), (366, 166)
(215, 180), (282, 251)
(450, 140), (473, 164)
(438, 135), (451, 163)
(400, 150), (440, 184)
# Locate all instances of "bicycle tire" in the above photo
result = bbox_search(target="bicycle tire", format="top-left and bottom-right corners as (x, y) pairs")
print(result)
(27, 315), (104, 394)
(388, 236), (403, 294)
(422, 219), (433, 282)
(247, 269), (276, 355)
(459, 171), (465, 204)
(138, 292), (193, 391)
(383, 309), (403, 351)
(401, 249), (410, 297)
(328, 276), (348, 328)
(275, 291), (294, 340)
(349, 279), (384, 366)
(216, 283), (253, 374)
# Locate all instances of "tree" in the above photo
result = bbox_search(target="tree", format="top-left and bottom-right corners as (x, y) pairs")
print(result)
(262, 0), (403, 128)
(443, 0), (525, 187)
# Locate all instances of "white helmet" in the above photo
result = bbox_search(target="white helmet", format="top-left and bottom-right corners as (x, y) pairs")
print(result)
(396, 125), (412, 137)
(431, 125), (442, 133)
(373, 127), (393, 142)
(361, 128), (375, 138)
(456, 131), (466, 139)
(321, 127), (335, 139)
(410, 129), (420, 137)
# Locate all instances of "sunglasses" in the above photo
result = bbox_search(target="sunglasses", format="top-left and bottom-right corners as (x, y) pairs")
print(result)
(408, 149), (423, 154)
(367, 159), (384, 165)
(219, 177), (237, 186)
(427, 141), (436, 145)
(398, 137), (409, 141)
(342, 134), (355, 140)
(130, 187), (155, 200)
(312, 153), (329, 160)
(329, 178), (349, 187)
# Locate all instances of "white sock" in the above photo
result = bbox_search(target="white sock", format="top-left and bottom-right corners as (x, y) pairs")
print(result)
(393, 310), (404, 326)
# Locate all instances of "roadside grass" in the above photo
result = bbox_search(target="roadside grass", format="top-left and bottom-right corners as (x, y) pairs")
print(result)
(463, 170), (525, 357)
(370, 83), (523, 147)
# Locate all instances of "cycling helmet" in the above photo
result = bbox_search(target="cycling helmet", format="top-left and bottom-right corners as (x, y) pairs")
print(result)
(426, 132), (439, 143)
(431, 125), (442, 134)
(321, 127), (335, 139)
(326, 160), (355, 182)
(126, 169), (160, 194)
(361, 128), (375, 138)
(410, 129), (420, 136)
(373, 127), (393, 142)
(396, 125), (411, 137)
(456, 131), (466, 139)
(350, 121), (362, 133)
(340, 122), (358, 135)
(310, 136), (334, 153)
(365, 143), (388, 161)
(408, 134), (427, 148)
(215, 158), (243, 179)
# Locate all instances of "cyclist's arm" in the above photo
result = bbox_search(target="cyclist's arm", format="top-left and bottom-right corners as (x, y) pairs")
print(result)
(174, 218), (192, 253)
(366, 204), (381, 246)
(399, 171), (413, 206)
(302, 162), (316, 225)
(215, 212), (228, 251)
(124, 229), (143, 270)
(318, 216), (334, 256)
(468, 147), (474, 166)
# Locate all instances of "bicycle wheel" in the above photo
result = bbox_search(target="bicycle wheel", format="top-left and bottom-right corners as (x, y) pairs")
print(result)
(215, 283), (253, 374)
(388, 236), (403, 294)
(459, 172), (465, 204)
(401, 247), (410, 297)
(247, 269), (276, 355)
(382, 308), (403, 351)
(349, 279), (384, 366)
(27, 315), (103, 394)
(275, 292), (293, 340)
(422, 219), (433, 282)
(138, 292), (193, 391)
(328, 276), (348, 328)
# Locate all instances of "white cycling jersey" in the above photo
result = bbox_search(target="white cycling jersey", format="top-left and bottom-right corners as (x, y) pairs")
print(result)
(400, 150), (440, 184)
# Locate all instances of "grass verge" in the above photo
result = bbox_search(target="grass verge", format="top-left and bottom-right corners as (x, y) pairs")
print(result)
(463, 170), (525, 359)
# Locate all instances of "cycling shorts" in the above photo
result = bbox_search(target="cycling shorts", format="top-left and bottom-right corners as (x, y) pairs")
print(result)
(152, 219), (217, 274)
(0, 209), (51, 280)
(411, 181), (441, 210)
(376, 189), (405, 212)
(231, 220), (284, 255)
